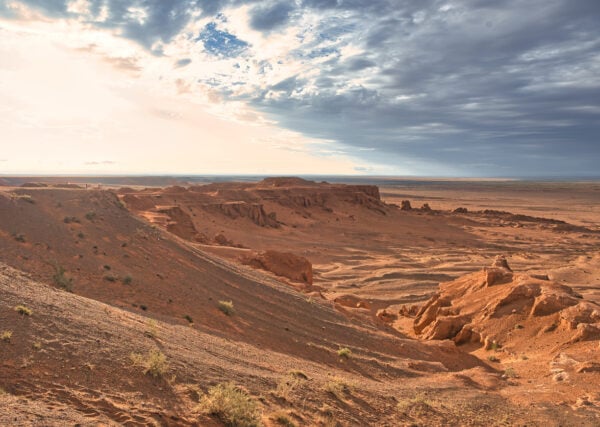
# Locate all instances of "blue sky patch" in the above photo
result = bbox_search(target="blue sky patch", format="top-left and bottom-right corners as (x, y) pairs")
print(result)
(197, 22), (249, 58)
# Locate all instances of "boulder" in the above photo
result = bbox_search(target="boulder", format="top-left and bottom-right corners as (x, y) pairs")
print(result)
(400, 200), (412, 211)
(242, 250), (313, 285)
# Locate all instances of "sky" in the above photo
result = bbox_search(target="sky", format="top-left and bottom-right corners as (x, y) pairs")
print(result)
(0, 0), (599, 177)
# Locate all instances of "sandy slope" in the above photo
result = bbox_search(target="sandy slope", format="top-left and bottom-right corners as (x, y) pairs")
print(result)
(1, 178), (599, 425)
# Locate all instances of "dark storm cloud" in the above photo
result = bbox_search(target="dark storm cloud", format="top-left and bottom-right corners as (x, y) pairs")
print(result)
(249, 1), (295, 32)
(251, 0), (600, 176)
(6, 0), (600, 176)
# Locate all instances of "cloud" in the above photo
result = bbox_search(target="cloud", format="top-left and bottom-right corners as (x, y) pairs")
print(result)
(3, 0), (600, 176)
(102, 56), (141, 72)
(249, 2), (295, 32)
(175, 58), (191, 68)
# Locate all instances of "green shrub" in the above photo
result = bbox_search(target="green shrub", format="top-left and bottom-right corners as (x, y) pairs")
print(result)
(323, 377), (351, 400)
(271, 411), (296, 427)
(1, 330), (13, 342)
(337, 347), (352, 359)
(130, 349), (168, 378)
(122, 275), (133, 285)
(85, 211), (97, 221)
(52, 264), (73, 292)
(14, 305), (32, 316)
(198, 382), (261, 427)
(218, 300), (235, 316)
(275, 373), (301, 401)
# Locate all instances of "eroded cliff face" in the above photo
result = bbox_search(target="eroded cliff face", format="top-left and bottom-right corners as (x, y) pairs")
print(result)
(119, 178), (391, 240)
(204, 202), (279, 228)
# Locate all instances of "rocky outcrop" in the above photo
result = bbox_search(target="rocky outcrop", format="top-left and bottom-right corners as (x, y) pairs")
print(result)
(411, 257), (600, 349)
(258, 183), (385, 213)
(159, 207), (206, 243)
(205, 202), (279, 228)
(121, 194), (157, 211)
(242, 250), (313, 285)
(334, 294), (371, 309)
(376, 308), (398, 324)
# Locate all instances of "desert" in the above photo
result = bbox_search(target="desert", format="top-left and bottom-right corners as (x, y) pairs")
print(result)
(2, 1), (599, 425)
(1, 176), (599, 426)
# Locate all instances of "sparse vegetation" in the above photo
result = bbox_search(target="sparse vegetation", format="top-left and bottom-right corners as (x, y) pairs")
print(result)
(32, 341), (42, 350)
(77, 232), (85, 239)
(323, 377), (351, 400)
(130, 349), (168, 378)
(337, 347), (352, 359)
(318, 404), (337, 426)
(85, 211), (97, 220)
(288, 370), (308, 380)
(184, 314), (193, 323)
(14, 305), (32, 316)
(144, 319), (159, 339)
(52, 264), (73, 292)
(397, 393), (437, 417)
(103, 275), (117, 282)
(122, 275), (133, 285)
(198, 382), (262, 427)
(218, 300), (235, 316)
(63, 216), (80, 224)
(13, 233), (26, 243)
(514, 324), (524, 330)
(270, 411), (296, 427)
(503, 367), (518, 378)
(488, 355), (500, 362)
(1, 330), (13, 342)
(275, 373), (302, 401)
(103, 264), (111, 270)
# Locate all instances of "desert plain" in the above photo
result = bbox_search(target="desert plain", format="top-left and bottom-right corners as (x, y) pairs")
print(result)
(0, 176), (599, 426)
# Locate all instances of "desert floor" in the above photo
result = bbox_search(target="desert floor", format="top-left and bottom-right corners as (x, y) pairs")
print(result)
(0, 176), (598, 426)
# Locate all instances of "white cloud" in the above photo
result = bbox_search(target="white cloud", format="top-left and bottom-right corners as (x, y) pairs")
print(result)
(0, 17), (367, 175)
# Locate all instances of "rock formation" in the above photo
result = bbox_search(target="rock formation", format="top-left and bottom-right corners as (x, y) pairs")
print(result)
(206, 202), (279, 228)
(411, 256), (600, 349)
(242, 250), (313, 285)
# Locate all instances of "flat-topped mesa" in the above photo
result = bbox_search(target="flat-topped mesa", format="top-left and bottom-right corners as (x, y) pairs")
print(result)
(258, 177), (318, 187)
(410, 256), (600, 348)
(258, 176), (381, 199)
